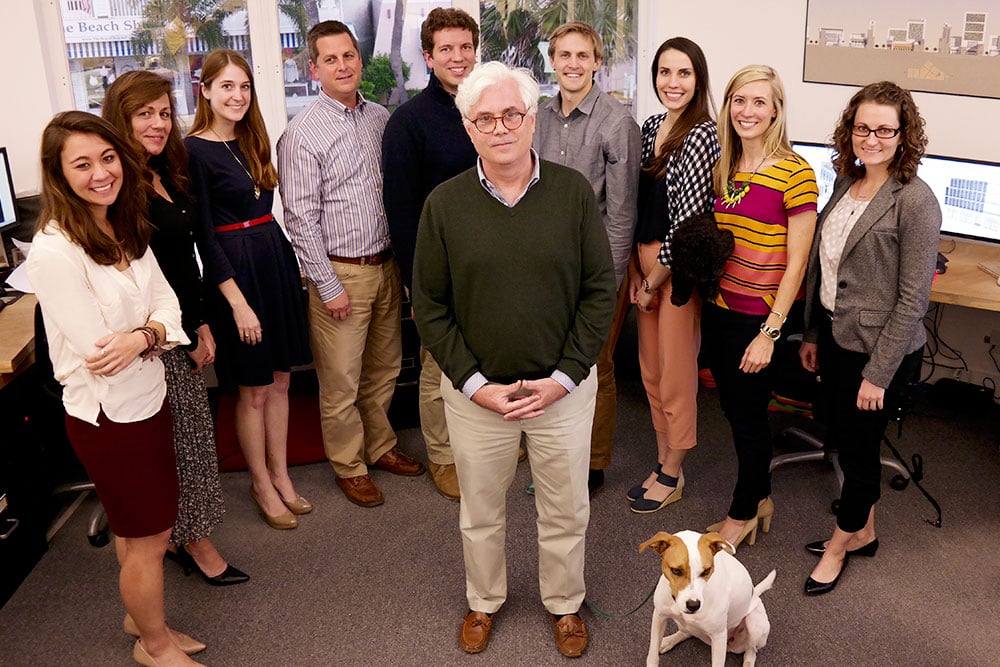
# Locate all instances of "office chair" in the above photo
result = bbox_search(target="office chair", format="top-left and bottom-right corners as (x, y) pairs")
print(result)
(768, 332), (941, 526)
(32, 304), (109, 547)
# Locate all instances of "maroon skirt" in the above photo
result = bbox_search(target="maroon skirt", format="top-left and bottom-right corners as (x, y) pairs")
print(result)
(65, 403), (179, 538)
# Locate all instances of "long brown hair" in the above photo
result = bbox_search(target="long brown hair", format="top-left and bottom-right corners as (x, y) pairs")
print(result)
(102, 70), (191, 197)
(39, 111), (150, 265)
(830, 81), (927, 184)
(713, 65), (795, 195)
(188, 49), (278, 190)
(645, 37), (715, 181)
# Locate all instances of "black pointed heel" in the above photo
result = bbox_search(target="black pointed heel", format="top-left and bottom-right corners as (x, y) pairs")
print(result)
(804, 556), (848, 596)
(805, 537), (879, 558)
(166, 544), (250, 586)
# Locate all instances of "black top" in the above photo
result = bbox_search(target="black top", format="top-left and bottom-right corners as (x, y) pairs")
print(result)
(634, 168), (671, 245)
(185, 135), (275, 286)
(146, 181), (206, 350)
(382, 72), (479, 289)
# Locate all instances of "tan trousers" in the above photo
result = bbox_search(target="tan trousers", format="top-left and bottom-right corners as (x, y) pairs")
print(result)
(418, 348), (452, 465)
(589, 280), (631, 470)
(308, 259), (402, 477)
(441, 367), (597, 615)
(636, 242), (700, 449)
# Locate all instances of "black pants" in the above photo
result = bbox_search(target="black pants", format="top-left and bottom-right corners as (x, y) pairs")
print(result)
(818, 317), (921, 533)
(702, 303), (776, 521)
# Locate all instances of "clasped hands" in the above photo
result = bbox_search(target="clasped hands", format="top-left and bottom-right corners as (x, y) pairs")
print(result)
(472, 378), (568, 421)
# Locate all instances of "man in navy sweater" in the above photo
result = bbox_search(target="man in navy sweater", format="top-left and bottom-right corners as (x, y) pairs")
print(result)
(382, 7), (479, 501)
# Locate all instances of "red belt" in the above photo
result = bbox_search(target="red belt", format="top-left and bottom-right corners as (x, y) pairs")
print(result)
(328, 249), (393, 266)
(215, 214), (273, 233)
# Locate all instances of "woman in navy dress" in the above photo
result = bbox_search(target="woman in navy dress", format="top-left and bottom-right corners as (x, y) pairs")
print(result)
(103, 70), (249, 585)
(186, 49), (312, 530)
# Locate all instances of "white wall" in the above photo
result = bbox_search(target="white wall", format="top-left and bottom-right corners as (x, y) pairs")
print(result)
(642, 1), (1000, 395)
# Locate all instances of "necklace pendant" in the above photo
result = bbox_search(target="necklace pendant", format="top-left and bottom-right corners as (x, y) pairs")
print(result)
(253, 185), (261, 200)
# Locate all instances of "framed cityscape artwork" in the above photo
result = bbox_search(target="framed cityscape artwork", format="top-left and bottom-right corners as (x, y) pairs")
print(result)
(803, 1), (1000, 98)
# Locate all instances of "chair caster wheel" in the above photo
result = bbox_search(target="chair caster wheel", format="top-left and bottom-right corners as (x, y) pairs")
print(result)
(890, 475), (910, 491)
(88, 530), (110, 548)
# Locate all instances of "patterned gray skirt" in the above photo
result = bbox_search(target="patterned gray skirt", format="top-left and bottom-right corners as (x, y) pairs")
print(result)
(161, 347), (225, 543)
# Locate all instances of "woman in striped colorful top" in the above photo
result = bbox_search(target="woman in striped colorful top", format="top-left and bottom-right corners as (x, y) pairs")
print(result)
(702, 65), (818, 548)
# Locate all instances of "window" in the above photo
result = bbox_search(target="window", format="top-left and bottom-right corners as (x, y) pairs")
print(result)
(59, 0), (254, 120)
(479, 0), (639, 115)
(282, 0), (453, 121)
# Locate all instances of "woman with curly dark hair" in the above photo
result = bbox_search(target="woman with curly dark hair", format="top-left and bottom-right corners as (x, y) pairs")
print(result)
(799, 81), (941, 595)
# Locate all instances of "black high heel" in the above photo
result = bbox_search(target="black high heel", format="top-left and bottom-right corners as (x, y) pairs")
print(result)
(805, 537), (879, 558)
(166, 545), (250, 587)
(804, 555), (848, 596)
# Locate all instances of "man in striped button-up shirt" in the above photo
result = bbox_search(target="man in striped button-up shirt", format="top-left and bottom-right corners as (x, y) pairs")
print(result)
(279, 20), (425, 509)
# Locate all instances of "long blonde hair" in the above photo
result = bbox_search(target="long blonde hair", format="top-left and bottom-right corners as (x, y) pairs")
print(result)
(189, 49), (278, 190)
(713, 65), (795, 195)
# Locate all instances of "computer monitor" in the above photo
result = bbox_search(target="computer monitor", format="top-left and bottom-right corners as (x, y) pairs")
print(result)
(792, 141), (1000, 246)
(0, 147), (17, 233)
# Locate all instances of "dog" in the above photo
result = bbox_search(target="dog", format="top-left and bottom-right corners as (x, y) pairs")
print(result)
(668, 212), (734, 307)
(639, 530), (776, 667)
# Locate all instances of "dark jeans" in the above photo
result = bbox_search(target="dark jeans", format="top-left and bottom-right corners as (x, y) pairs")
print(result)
(701, 303), (776, 521)
(818, 317), (921, 533)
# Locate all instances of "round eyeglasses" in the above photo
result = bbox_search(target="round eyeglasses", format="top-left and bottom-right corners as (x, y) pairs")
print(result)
(468, 110), (527, 133)
(852, 124), (900, 139)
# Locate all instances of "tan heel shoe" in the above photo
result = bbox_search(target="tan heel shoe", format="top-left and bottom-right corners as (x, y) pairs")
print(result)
(757, 497), (775, 534)
(134, 639), (207, 666)
(250, 487), (298, 530)
(124, 615), (206, 655)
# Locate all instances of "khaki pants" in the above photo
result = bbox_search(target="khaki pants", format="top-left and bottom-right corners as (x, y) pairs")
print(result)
(441, 367), (597, 614)
(309, 259), (402, 477)
(418, 348), (452, 465)
(589, 279), (631, 469)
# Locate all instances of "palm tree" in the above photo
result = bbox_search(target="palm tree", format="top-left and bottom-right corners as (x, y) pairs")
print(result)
(480, 3), (546, 79)
(131, 0), (308, 114)
(536, 0), (635, 66)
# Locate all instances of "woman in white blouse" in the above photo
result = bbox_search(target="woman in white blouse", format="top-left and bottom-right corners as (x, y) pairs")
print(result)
(26, 111), (204, 667)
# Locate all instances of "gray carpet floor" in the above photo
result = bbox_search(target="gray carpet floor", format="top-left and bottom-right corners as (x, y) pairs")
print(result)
(1, 358), (998, 666)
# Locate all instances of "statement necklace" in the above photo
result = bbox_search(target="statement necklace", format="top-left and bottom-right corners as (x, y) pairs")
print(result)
(209, 127), (260, 200)
(721, 151), (773, 208)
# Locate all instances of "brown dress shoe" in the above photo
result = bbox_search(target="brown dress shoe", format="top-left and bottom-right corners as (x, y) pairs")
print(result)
(372, 447), (426, 476)
(459, 610), (493, 653)
(552, 613), (588, 658)
(427, 462), (460, 500)
(335, 474), (384, 507)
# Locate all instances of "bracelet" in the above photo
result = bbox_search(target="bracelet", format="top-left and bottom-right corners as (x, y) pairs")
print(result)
(641, 278), (654, 294)
(131, 326), (159, 359)
(759, 322), (781, 341)
(770, 309), (787, 323)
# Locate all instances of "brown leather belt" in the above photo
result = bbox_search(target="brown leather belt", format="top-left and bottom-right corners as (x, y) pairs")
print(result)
(328, 249), (393, 266)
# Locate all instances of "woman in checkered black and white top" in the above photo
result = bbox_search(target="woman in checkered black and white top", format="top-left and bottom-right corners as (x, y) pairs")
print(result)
(625, 37), (720, 515)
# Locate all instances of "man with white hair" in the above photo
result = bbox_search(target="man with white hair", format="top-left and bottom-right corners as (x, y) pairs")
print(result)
(412, 61), (616, 658)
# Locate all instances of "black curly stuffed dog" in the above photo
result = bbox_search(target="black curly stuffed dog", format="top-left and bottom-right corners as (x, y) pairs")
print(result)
(669, 212), (734, 307)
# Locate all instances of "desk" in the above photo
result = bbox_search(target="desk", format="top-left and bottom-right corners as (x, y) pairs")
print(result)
(0, 294), (36, 388)
(932, 238), (1000, 312)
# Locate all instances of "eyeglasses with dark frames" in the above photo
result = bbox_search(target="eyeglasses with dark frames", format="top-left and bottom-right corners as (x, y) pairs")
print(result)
(468, 110), (527, 133)
(852, 124), (900, 139)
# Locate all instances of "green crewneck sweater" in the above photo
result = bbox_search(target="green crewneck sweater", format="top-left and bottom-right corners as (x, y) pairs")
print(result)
(413, 160), (616, 391)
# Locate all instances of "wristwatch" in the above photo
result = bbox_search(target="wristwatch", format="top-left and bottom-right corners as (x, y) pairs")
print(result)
(641, 279), (653, 294)
(759, 323), (781, 341)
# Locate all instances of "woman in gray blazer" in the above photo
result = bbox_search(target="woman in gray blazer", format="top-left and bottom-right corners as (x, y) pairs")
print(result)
(799, 81), (941, 595)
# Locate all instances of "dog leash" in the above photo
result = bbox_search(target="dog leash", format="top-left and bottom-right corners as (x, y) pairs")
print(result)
(583, 582), (657, 620)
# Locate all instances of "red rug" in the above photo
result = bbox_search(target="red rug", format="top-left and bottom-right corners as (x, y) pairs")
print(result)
(213, 372), (419, 472)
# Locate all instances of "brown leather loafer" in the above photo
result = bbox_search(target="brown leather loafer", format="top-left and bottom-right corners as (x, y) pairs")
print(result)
(335, 474), (384, 507)
(459, 610), (493, 653)
(428, 461), (460, 500)
(552, 613), (588, 658)
(373, 447), (426, 476)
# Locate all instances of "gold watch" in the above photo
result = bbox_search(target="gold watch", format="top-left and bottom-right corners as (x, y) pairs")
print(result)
(641, 279), (653, 294)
